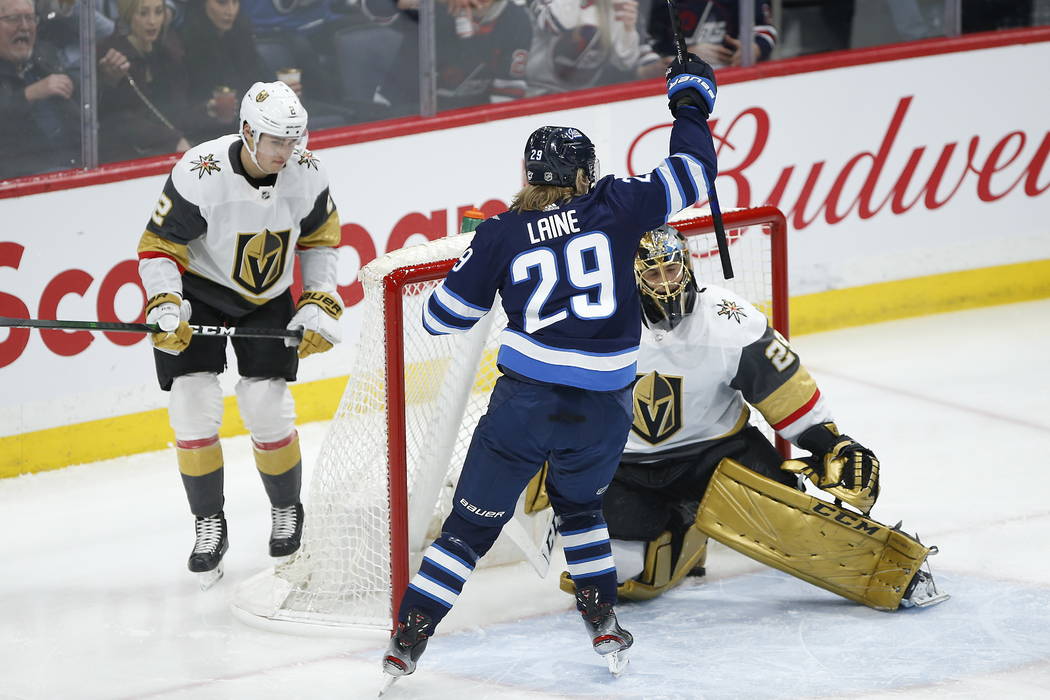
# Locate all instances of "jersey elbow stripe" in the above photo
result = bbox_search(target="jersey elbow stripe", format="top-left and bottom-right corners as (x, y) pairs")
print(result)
(772, 387), (822, 432)
(434, 285), (489, 320)
(675, 153), (711, 203)
(669, 156), (699, 206)
(656, 160), (686, 217)
(422, 303), (473, 335)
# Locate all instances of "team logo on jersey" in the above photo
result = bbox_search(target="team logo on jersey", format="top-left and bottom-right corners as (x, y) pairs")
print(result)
(716, 299), (747, 323)
(232, 228), (291, 295)
(189, 153), (221, 178)
(631, 371), (683, 445)
(297, 149), (319, 170)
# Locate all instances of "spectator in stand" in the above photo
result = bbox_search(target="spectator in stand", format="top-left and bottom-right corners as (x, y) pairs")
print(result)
(525, 0), (663, 97)
(96, 0), (192, 161)
(179, 0), (263, 142)
(378, 0), (533, 113)
(648, 0), (777, 68)
(962, 0), (1032, 33)
(36, 0), (115, 80)
(0, 0), (80, 179)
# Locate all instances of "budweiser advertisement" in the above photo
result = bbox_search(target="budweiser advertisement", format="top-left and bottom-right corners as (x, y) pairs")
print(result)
(1, 37), (1047, 436)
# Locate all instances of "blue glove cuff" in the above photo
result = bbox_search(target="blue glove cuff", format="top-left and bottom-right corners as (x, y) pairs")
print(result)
(667, 74), (716, 113)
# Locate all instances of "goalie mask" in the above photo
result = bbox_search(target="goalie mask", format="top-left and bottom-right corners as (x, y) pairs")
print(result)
(635, 224), (698, 332)
(240, 81), (309, 170)
(524, 126), (598, 188)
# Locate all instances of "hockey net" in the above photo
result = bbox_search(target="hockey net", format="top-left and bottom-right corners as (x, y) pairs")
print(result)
(232, 206), (789, 633)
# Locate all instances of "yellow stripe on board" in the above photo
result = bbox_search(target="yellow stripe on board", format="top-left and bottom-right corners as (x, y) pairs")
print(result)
(0, 376), (347, 479)
(2, 259), (1049, 478)
(791, 259), (1050, 335)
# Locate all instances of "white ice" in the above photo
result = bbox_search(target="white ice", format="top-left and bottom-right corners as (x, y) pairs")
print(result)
(2, 300), (1049, 699)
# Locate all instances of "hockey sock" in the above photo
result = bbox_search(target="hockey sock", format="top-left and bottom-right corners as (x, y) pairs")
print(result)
(558, 510), (619, 608)
(253, 432), (302, 507)
(398, 534), (479, 628)
(177, 436), (225, 516)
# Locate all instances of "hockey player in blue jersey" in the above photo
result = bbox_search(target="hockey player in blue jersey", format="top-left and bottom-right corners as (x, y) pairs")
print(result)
(382, 52), (720, 681)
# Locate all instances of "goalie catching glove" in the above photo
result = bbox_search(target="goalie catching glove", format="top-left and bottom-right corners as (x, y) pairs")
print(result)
(286, 290), (342, 358)
(783, 422), (880, 515)
(145, 292), (192, 355)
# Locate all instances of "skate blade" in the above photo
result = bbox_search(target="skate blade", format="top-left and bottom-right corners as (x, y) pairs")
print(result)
(902, 589), (950, 608)
(378, 672), (400, 696)
(605, 649), (629, 676)
(197, 564), (224, 591)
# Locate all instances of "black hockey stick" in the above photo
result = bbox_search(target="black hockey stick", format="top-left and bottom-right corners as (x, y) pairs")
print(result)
(0, 316), (302, 340)
(665, 0), (734, 279)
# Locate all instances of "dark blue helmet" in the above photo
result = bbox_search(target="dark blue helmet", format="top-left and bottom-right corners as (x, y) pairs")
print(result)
(524, 126), (598, 188)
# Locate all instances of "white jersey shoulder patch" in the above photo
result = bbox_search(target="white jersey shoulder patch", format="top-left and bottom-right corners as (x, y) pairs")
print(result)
(695, 284), (769, 347)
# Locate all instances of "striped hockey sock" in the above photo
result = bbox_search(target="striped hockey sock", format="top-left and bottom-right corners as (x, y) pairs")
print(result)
(398, 535), (478, 627)
(559, 511), (619, 607)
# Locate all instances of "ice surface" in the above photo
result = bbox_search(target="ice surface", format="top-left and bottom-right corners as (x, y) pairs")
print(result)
(2, 300), (1048, 699)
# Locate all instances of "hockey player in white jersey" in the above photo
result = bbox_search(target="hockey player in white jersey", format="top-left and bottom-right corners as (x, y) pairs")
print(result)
(556, 224), (948, 610)
(136, 81), (343, 589)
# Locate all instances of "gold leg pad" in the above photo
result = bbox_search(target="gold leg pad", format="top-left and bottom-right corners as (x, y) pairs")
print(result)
(697, 458), (929, 611)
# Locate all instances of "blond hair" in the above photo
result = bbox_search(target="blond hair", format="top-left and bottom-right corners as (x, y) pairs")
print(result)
(509, 169), (591, 213)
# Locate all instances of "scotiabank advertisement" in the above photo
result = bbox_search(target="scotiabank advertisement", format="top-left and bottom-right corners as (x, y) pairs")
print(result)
(1, 37), (1048, 438)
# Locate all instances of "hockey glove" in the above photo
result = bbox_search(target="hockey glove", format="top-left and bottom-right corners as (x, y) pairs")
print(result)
(666, 52), (717, 119)
(782, 422), (880, 514)
(286, 290), (343, 359)
(145, 292), (192, 355)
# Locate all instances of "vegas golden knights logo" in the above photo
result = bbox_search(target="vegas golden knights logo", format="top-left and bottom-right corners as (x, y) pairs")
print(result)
(233, 229), (290, 295)
(631, 371), (683, 445)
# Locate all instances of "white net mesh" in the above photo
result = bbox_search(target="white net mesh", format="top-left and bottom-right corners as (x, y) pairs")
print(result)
(231, 208), (787, 632)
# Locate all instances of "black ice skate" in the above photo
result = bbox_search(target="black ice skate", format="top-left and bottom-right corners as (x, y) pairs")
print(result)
(575, 585), (633, 675)
(188, 512), (228, 591)
(269, 502), (304, 558)
(380, 609), (432, 693)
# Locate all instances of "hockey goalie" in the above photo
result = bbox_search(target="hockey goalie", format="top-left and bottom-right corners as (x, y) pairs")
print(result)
(551, 224), (949, 611)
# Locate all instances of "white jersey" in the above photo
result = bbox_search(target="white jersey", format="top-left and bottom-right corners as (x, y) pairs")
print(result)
(624, 284), (832, 458)
(138, 134), (340, 309)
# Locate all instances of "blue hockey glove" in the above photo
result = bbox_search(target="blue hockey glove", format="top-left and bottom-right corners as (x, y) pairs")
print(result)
(666, 53), (717, 119)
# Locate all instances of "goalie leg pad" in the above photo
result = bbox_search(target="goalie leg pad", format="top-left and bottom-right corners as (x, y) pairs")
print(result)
(559, 529), (709, 601)
(697, 458), (931, 611)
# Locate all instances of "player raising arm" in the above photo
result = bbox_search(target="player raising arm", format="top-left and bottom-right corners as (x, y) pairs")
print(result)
(137, 81), (343, 589)
(557, 224), (947, 611)
(380, 53), (720, 682)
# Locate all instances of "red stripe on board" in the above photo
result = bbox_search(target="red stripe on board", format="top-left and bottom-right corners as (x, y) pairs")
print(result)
(772, 387), (821, 431)
(2, 27), (1048, 200)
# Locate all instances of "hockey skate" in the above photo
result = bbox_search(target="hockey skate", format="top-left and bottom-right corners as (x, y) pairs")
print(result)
(188, 512), (228, 591)
(900, 545), (950, 608)
(575, 585), (633, 676)
(379, 610), (432, 695)
(269, 502), (304, 558)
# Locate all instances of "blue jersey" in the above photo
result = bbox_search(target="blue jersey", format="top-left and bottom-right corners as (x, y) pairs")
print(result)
(423, 106), (716, 391)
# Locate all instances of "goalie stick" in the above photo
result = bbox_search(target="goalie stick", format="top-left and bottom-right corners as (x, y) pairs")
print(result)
(0, 316), (302, 340)
(665, 0), (734, 280)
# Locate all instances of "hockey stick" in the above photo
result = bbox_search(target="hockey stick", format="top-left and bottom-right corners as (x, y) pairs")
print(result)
(0, 316), (302, 340)
(665, 0), (734, 279)
(503, 490), (557, 578)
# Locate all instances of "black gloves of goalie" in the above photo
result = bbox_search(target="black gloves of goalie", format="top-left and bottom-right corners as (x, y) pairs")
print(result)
(666, 52), (717, 119)
(783, 422), (880, 515)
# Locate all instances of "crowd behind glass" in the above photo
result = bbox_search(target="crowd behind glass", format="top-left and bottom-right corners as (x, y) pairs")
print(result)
(0, 0), (1044, 181)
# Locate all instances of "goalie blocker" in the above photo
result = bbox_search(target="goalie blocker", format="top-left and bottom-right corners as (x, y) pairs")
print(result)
(560, 458), (948, 610)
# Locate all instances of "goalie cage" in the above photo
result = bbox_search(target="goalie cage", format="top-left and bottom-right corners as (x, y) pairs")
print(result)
(231, 205), (790, 633)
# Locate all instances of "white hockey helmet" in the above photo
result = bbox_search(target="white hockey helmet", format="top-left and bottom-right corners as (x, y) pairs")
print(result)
(239, 81), (309, 166)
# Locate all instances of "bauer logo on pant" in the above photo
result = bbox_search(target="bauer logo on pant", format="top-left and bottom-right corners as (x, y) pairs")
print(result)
(232, 229), (290, 295)
(631, 371), (683, 445)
